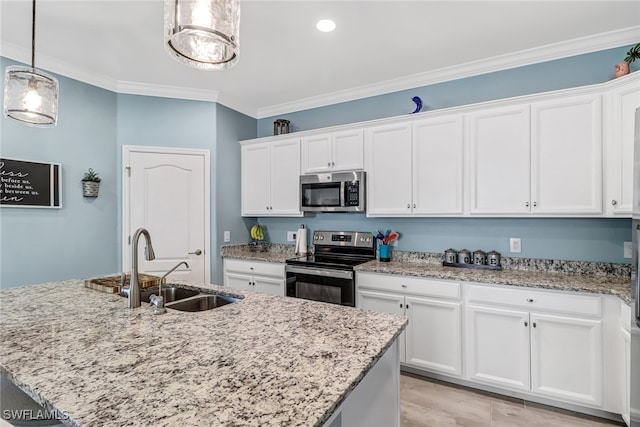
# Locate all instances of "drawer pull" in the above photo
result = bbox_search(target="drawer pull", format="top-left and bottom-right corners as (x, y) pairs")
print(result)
(401, 284), (407, 288)
(526, 298), (534, 302)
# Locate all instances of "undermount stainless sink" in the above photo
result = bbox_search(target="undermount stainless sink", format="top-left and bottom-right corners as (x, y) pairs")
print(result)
(139, 285), (199, 304)
(121, 283), (240, 312)
(165, 295), (238, 312)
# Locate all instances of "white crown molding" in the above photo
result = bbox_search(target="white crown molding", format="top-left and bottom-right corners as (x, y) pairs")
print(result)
(1, 40), (118, 92)
(256, 26), (640, 119)
(116, 80), (220, 104)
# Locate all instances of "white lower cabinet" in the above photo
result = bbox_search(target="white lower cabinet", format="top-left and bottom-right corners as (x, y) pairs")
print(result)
(466, 304), (531, 390)
(223, 259), (285, 296)
(356, 272), (463, 377)
(466, 284), (604, 409)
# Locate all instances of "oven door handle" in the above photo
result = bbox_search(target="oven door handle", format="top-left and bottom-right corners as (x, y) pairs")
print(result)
(285, 265), (354, 280)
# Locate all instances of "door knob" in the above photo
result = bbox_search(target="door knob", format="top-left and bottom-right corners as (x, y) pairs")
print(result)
(189, 249), (202, 256)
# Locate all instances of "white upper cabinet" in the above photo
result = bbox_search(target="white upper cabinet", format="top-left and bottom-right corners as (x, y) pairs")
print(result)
(469, 104), (531, 215)
(302, 129), (364, 173)
(412, 116), (465, 215)
(241, 142), (271, 216)
(469, 93), (602, 216)
(531, 94), (602, 215)
(604, 77), (640, 216)
(365, 115), (465, 216)
(365, 122), (413, 215)
(241, 138), (302, 217)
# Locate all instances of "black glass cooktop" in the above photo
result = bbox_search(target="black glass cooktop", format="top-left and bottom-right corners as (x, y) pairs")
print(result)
(285, 254), (373, 269)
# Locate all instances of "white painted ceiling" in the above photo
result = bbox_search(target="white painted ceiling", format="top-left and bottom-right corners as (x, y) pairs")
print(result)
(1, 0), (639, 118)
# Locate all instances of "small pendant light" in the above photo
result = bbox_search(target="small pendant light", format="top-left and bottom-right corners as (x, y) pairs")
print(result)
(164, 0), (240, 70)
(3, 0), (59, 127)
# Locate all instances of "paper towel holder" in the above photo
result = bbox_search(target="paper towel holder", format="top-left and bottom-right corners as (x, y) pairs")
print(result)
(295, 224), (307, 255)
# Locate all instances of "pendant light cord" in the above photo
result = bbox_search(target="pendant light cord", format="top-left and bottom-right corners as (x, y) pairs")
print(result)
(31, 0), (36, 69)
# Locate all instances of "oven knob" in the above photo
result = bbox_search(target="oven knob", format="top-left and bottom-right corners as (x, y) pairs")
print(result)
(319, 236), (324, 240)
(314, 235), (319, 240)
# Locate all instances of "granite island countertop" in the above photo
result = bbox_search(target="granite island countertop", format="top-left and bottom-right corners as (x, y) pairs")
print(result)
(0, 280), (407, 427)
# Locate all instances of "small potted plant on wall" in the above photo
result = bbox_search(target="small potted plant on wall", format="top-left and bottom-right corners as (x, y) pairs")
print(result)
(616, 43), (640, 78)
(82, 168), (101, 197)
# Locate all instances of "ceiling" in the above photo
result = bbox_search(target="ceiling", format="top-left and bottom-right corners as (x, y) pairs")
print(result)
(1, 1), (639, 118)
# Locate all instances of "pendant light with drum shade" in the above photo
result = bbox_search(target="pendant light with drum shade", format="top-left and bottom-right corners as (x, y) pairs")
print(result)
(3, 0), (59, 127)
(164, 0), (240, 70)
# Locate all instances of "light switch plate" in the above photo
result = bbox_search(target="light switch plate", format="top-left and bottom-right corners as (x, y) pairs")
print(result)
(224, 231), (230, 243)
(624, 241), (632, 259)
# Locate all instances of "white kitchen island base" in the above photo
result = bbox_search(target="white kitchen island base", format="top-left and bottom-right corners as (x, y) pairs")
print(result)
(323, 339), (401, 427)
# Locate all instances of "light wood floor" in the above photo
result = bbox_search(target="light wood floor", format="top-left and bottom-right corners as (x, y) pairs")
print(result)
(400, 372), (625, 427)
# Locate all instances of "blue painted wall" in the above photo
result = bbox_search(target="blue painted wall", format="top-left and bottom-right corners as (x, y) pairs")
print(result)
(258, 45), (638, 136)
(254, 45), (638, 264)
(0, 57), (118, 288)
(214, 104), (257, 283)
(259, 216), (630, 264)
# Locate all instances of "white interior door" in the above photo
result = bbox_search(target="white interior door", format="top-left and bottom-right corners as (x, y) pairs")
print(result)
(123, 146), (210, 283)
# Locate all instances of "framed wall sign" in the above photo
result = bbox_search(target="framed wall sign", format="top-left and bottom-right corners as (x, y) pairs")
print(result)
(0, 158), (62, 208)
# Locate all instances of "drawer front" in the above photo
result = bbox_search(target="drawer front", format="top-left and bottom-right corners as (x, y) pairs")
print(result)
(357, 272), (461, 300)
(467, 283), (601, 317)
(224, 259), (285, 278)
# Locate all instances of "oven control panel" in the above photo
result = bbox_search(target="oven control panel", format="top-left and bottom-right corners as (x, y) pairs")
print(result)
(313, 231), (374, 248)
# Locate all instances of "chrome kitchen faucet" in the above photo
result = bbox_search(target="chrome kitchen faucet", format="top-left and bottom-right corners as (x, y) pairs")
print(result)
(122, 228), (156, 308)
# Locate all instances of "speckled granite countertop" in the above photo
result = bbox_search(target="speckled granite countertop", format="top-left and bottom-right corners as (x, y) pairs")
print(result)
(0, 280), (406, 427)
(221, 243), (297, 263)
(222, 245), (632, 304)
(355, 259), (632, 304)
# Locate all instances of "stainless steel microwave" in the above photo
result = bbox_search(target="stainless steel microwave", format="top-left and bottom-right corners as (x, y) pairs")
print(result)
(300, 171), (366, 213)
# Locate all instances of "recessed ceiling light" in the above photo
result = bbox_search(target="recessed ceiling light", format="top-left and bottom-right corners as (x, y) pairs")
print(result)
(316, 19), (336, 32)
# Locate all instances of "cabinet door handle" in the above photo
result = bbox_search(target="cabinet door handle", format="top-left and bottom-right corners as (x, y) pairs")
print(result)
(533, 201), (537, 207)
(412, 204), (416, 208)
(526, 202), (530, 207)
(401, 284), (407, 288)
(527, 298), (534, 302)
(331, 162), (335, 167)
(327, 162), (331, 167)
(407, 204), (411, 209)
(524, 321), (528, 327)
(533, 322), (537, 328)
(400, 303), (403, 308)
(406, 304), (409, 309)
(188, 249), (202, 255)
(612, 200), (617, 206)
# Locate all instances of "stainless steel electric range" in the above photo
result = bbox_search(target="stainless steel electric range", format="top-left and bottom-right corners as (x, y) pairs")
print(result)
(285, 231), (375, 307)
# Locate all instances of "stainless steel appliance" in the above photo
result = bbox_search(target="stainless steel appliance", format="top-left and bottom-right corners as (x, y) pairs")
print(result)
(300, 171), (365, 213)
(285, 230), (375, 306)
(631, 107), (640, 426)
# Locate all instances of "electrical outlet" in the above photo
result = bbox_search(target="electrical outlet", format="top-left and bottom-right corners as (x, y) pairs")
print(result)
(224, 231), (230, 243)
(624, 241), (632, 259)
(509, 237), (521, 253)
(287, 231), (297, 242)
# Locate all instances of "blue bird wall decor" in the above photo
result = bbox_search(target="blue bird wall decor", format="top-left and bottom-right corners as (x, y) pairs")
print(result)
(411, 96), (423, 114)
